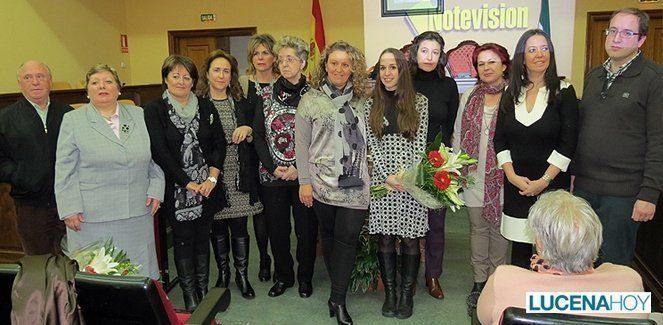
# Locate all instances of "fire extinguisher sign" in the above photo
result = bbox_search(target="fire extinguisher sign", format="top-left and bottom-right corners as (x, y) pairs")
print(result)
(121, 34), (129, 53)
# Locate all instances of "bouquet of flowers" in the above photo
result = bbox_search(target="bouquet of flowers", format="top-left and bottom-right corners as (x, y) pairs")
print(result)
(63, 237), (141, 276)
(371, 133), (478, 211)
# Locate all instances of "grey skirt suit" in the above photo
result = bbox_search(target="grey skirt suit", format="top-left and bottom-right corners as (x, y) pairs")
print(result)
(55, 103), (165, 279)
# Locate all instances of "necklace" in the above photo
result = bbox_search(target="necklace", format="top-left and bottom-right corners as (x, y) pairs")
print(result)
(483, 106), (495, 136)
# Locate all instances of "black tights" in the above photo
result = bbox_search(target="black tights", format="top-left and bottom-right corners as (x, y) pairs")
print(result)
(379, 235), (420, 255)
(211, 217), (248, 238)
(252, 212), (270, 263)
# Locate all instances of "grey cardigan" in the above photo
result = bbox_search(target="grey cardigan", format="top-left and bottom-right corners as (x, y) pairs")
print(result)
(295, 89), (369, 210)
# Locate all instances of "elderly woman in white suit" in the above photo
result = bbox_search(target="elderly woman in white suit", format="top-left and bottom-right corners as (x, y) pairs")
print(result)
(55, 64), (165, 279)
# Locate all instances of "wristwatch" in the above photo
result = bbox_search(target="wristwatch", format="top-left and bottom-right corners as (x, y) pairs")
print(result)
(207, 176), (217, 184)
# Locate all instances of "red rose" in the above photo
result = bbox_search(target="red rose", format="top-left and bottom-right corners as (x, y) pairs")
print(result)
(433, 171), (451, 191)
(428, 151), (445, 168)
(84, 265), (97, 274)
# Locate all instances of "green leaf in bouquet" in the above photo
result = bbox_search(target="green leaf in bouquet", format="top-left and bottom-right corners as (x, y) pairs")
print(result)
(426, 131), (444, 153)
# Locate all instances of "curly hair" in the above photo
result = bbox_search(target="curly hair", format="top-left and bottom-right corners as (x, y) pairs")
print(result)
(196, 50), (243, 101)
(310, 41), (367, 98)
(274, 35), (309, 71)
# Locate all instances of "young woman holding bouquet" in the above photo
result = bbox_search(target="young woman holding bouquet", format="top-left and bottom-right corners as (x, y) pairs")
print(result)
(408, 30), (459, 301)
(296, 41), (369, 325)
(493, 29), (578, 269)
(366, 48), (428, 319)
(452, 43), (511, 313)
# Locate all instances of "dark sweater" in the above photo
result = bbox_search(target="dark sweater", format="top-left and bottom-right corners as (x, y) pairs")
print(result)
(143, 96), (227, 216)
(0, 97), (72, 207)
(253, 76), (308, 187)
(412, 68), (459, 145)
(573, 54), (663, 203)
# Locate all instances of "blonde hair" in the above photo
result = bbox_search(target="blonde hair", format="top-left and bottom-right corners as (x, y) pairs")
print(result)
(246, 33), (278, 76)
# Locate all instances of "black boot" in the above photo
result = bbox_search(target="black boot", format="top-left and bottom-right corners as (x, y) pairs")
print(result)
(378, 252), (398, 317)
(175, 258), (199, 312)
(232, 236), (256, 299)
(210, 232), (230, 288)
(395, 253), (420, 319)
(194, 253), (210, 301)
(466, 281), (486, 316)
(254, 212), (272, 282)
(328, 300), (353, 325)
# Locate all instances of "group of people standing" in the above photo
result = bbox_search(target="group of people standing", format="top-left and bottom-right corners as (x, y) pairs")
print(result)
(0, 6), (660, 325)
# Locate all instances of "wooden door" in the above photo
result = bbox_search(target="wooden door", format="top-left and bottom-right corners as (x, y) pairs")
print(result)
(0, 184), (22, 263)
(168, 28), (256, 73)
(177, 36), (217, 72)
(586, 10), (663, 74)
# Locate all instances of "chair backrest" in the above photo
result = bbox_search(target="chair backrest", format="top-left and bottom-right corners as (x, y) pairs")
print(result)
(502, 307), (655, 325)
(118, 99), (137, 106)
(446, 40), (480, 79)
(0, 264), (20, 325)
(75, 272), (171, 324)
(52, 81), (73, 90)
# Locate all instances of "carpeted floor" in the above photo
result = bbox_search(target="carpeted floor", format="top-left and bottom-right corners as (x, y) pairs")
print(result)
(168, 208), (476, 324)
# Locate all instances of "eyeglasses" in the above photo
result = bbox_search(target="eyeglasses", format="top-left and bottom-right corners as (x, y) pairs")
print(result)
(604, 28), (640, 39)
(278, 56), (301, 65)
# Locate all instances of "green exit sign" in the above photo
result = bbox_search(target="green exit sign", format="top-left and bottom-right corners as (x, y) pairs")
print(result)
(200, 13), (216, 22)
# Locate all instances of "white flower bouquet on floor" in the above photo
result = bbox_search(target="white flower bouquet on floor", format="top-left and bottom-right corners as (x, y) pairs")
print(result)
(63, 237), (141, 276)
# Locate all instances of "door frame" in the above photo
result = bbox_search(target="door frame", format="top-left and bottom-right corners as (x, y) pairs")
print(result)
(585, 10), (662, 75)
(167, 27), (257, 55)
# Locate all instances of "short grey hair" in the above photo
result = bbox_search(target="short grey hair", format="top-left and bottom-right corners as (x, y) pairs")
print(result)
(274, 35), (309, 70)
(16, 61), (52, 81)
(528, 190), (602, 274)
(85, 64), (122, 89)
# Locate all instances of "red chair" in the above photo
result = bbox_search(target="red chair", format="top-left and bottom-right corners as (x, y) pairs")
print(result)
(1, 262), (230, 325)
(446, 40), (480, 79)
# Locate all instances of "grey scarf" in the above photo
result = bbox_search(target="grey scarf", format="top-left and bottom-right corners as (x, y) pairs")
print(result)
(321, 79), (365, 188)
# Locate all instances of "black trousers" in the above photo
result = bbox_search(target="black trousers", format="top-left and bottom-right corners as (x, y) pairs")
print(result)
(169, 212), (213, 261)
(261, 185), (317, 285)
(15, 204), (65, 255)
(313, 199), (367, 304)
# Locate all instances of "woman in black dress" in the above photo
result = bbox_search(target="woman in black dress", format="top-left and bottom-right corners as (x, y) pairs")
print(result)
(493, 29), (578, 268)
(408, 31), (459, 300)
(238, 33), (279, 282)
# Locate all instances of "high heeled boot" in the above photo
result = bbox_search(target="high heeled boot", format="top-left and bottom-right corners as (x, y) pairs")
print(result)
(377, 252), (398, 317)
(210, 232), (230, 288)
(396, 253), (420, 319)
(175, 258), (199, 312)
(194, 253), (210, 300)
(232, 236), (256, 299)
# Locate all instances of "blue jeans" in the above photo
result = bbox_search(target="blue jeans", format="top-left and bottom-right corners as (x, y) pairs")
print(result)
(574, 188), (639, 266)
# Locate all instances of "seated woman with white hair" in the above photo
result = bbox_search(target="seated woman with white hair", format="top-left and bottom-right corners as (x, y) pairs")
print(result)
(477, 190), (648, 325)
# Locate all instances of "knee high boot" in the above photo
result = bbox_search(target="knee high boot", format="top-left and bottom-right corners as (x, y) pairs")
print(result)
(175, 258), (199, 312)
(210, 232), (230, 288)
(232, 236), (256, 299)
(194, 253), (210, 300)
(253, 213), (272, 282)
(396, 253), (420, 319)
(378, 252), (398, 317)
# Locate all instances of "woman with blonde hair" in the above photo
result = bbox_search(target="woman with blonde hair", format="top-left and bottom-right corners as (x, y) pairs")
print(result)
(296, 41), (369, 325)
(238, 33), (279, 281)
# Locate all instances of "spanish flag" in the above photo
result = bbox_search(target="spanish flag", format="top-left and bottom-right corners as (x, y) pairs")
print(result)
(308, 0), (326, 78)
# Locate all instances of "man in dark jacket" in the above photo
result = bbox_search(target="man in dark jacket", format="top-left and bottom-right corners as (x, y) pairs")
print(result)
(0, 60), (73, 255)
(573, 8), (663, 265)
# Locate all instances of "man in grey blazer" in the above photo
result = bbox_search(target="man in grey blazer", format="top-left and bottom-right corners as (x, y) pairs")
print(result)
(0, 61), (72, 255)
(55, 64), (165, 278)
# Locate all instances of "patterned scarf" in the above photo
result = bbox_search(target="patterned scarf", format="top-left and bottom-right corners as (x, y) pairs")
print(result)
(163, 91), (208, 221)
(321, 78), (365, 188)
(460, 80), (506, 225)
